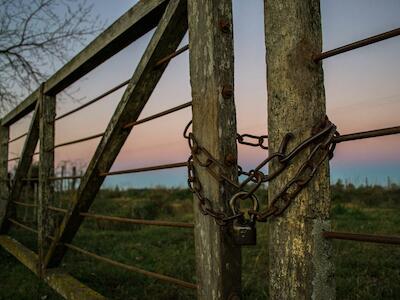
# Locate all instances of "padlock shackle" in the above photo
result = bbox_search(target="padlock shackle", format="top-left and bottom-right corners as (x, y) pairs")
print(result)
(229, 191), (259, 222)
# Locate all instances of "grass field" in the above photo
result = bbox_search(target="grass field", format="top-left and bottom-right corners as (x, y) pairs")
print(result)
(1, 184), (399, 299)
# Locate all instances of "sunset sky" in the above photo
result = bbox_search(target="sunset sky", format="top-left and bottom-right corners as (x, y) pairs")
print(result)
(6, 0), (400, 188)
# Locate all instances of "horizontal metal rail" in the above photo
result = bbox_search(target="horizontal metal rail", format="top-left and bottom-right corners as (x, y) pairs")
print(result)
(23, 175), (83, 182)
(63, 243), (197, 290)
(123, 101), (192, 129)
(8, 133), (28, 144)
(48, 206), (68, 214)
(154, 44), (189, 67)
(53, 132), (104, 150)
(100, 162), (187, 176)
(13, 201), (37, 208)
(54, 45), (189, 122)
(7, 151), (39, 162)
(8, 156), (21, 162)
(323, 231), (400, 245)
(55, 79), (130, 122)
(47, 206), (193, 228)
(81, 213), (194, 228)
(334, 125), (400, 143)
(314, 27), (400, 61)
(50, 175), (83, 181)
(8, 218), (38, 234)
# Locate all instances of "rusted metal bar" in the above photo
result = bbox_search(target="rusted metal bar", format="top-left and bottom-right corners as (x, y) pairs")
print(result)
(24, 175), (83, 182)
(323, 231), (400, 245)
(48, 206), (67, 214)
(334, 125), (400, 143)
(50, 175), (83, 181)
(8, 218), (38, 234)
(7, 157), (20, 162)
(123, 101), (192, 129)
(63, 242), (197, 290)
(314, 27), (400, 61)
(13, 201), (37, 208)
(55, 80), (130, 122)
(53, 132), (104, 150)
(99, 162), (187, 176)
(8, 132), (28, 144)
(81, 212), (194, 228)
(48, 206), (193, 228)
(154, 44), (189, 67)
(7, 150), (40, 162)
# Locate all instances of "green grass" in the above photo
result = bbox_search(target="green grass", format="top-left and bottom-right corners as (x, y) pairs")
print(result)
(1, 185), (399, 299)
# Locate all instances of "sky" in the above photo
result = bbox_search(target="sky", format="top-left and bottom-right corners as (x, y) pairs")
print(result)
(6, 0), (400, 188)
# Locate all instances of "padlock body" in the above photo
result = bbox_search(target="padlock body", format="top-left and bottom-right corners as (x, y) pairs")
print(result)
(232, 220), (257, 245)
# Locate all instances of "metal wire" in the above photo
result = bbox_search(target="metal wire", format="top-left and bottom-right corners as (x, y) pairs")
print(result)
(48, 206), (67, 213)
(47, 206), (194, 228)
(323, 231), (400, 245)
(53, 132), (104, 150)
(63, 243), (198, 290)
(154, 44), (189, 67)
(8, 156), (21, 162)
(314, 27), (400, 61)
(23, 175), (82, 182)
(49, 175), (82, 181)
(99, 162), (187, 177)
(13, 201), (37, 208)
(8, 133), (28, 144)
(55, 79), (130, 122)
(80, 212), (194, 229)
(53, 45), (189, 122)
(334, 125), (400, 143)
(123, 102), (192, 129)
(8, 218), (38, 234)
(7, 151), (39, 162)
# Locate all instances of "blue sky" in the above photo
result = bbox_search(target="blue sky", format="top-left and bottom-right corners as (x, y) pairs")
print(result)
(7, 0), (400, 188)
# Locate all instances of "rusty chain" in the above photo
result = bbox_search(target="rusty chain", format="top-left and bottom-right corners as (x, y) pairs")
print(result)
(184, 117), (339, 225)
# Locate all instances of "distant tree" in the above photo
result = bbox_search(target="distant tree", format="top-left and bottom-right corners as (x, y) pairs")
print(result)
(0, 0), (103, 113)
(335, 179), (344, 192)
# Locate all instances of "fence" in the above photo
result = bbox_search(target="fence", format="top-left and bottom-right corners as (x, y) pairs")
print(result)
(0, 0), (399, 299)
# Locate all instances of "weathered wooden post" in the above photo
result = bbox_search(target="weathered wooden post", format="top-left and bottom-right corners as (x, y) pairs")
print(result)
(0, 122), (9, 229)
(264, 0), (335, 299)
(71, 166), (77, 192)
(188, 0), (241, 299)
(38, 83), (55, 277)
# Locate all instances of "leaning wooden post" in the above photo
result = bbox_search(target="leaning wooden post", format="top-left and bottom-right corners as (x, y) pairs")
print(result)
(0, 122), (10, 229)
(38, 83), (56, 277)
(188, 0), (241, 299)
(264, 0), (335, 299)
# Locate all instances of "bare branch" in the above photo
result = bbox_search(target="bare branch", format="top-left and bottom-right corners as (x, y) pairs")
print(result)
(0, 0), (104, 114)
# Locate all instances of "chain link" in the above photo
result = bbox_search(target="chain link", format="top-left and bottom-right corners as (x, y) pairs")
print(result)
(184, 117), (339, 225)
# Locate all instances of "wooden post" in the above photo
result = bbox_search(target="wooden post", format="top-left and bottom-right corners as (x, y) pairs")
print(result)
(0, 123), (9, 228)
(71, 166), (77, 192)
(0, 102), (40, 233)
(187, 0), (241, 299)
(38, 83), (55, 277)
(59, 164), (65, 207)
(264, 0), (335, 299)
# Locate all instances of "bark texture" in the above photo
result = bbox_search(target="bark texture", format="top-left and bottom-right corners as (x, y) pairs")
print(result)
(264, 0), (335, 299)
(38, 84), (55, 277)
(0, 124), (9, 228)
(188, 0), (241, 299)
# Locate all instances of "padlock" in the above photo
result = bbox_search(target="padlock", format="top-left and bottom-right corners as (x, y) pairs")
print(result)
(232, 217), (257, 245)
(229, 191), (259, 246)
